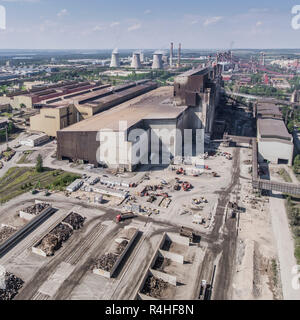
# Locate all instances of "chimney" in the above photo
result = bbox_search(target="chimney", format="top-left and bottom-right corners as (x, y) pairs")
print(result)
(170, 42), (174, 67)
(178, 43), (181, 67)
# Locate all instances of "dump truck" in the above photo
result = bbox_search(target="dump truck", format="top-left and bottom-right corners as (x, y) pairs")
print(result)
(116, 212), (135, 223)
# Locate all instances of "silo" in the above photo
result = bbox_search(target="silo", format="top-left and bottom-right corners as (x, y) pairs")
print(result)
(152, 53), (163, 69)
(110, 49), (120, 68)
(131, 52), (142, 69)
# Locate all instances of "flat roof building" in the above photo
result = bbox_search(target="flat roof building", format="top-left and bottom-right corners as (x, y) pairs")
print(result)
(256, 103), (294, 165)
(57, 66), (223, 171)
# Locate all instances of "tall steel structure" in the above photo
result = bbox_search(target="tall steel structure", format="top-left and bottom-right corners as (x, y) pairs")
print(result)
(178, 43), (182, 67)
(170, 42), (174, 67)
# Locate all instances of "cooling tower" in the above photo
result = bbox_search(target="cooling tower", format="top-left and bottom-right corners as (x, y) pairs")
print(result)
(131, 52), (142, 69)
(110, 49), (120, 68)
(152, 53), (163, 69)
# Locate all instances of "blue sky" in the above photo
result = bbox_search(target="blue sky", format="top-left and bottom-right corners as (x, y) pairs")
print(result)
(0, 0), (299, 49)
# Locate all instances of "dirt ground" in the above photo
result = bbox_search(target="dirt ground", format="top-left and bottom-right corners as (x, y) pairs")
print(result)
(232, 147), (282, 300)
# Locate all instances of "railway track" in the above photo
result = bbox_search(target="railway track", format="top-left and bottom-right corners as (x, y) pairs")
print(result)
(64, 223), (107, 265)
(32, 292), (51, 301)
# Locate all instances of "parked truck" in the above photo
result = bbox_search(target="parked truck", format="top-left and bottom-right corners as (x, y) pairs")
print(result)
(116, 212), (136, 223)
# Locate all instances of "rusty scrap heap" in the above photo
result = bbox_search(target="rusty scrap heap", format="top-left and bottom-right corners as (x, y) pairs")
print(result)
(23, 203), (50, 215)
(141, 275), (168, 298)
(0, 226), (16, 245)
(0, 273), (24, 301)
(94, 253), (118, 272)
(63, 212), (85, 230)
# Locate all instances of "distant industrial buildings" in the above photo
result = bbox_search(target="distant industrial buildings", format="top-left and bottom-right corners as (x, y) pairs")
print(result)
(57, 65), (222, 171)
(0, 81), (101, 109)
(256, 103), (294, 166)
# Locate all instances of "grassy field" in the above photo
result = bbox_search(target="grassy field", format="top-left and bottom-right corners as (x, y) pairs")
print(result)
(17, 150), (34, 164)
(285, 195), (300, 264)
(0, 167), (81, 204)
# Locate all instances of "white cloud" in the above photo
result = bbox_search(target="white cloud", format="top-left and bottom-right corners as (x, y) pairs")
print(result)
(256, 21), (263, 27)
(203, 16), (222, 26)
(57, 9), (68, 17)
(144, 9), (151, 14)
(128, 23), (141, 31)
(93, 25), (105, 31)
(110, 21), (120, 28)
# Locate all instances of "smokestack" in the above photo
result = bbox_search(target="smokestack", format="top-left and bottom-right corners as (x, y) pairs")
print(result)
(110, 49), (120, 68)
(170, 42), (174, 67)
(178, 43), (181, 67)
(152, 53), (163, 69)
(131, 52), (142, 69)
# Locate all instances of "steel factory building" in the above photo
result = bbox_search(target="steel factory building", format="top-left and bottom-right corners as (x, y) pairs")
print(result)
(256, 103), (294, 165)
(30, 80), (156, 137)
(57, 65), (222, 171)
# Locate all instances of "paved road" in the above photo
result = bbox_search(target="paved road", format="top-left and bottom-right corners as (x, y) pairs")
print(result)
(269, 192), (300, 300)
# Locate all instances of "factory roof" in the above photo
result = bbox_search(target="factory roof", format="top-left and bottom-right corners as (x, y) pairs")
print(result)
(60, 87), (187, 132)
(257, 103), (282, 118)
(258, 118), (292, 141)
(177, 66), (210, 78)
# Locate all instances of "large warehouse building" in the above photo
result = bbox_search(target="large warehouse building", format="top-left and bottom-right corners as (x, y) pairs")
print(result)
(30, 80), (157, 137)
(256, 103), (294, 165)
(57, 65), (222, 171)
(0, 81), (102, 109)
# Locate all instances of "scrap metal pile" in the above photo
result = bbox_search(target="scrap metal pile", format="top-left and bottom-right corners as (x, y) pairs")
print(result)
(38, 213), (85, 256)
(141, 275), (168, 298)
(0, 273), (24, 300)
(152, 256), (171, 273)
(63, 212), (85, 230)
(0, 226), (16, 245)
(94, 239), (129, 271)
(38, 224), (73, 256)
(93, 253), (118, 272)
(23, 203), (50, 215)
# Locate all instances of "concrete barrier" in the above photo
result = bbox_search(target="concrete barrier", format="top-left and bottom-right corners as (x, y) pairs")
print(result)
(19, 201), (52, 221)
(93, 227), (139, 278)
(166, 233), (190, 246)
(159, 249), (184, 264)
(150, 269), (177, 287)
(137, 292), (158, 301)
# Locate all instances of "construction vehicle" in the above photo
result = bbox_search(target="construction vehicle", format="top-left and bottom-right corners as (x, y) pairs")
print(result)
(174, 184), (181, 191)
(182, 182), (192, 191)
(180, 226), (196, 243)
(176, 168), (185, 175)
(116, 212), (135, 223)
